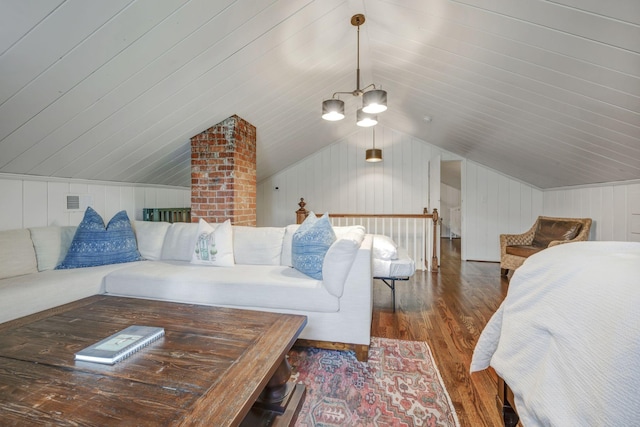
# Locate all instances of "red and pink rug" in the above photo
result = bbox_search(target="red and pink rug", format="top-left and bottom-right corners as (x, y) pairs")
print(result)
(289, 337), (460, 427)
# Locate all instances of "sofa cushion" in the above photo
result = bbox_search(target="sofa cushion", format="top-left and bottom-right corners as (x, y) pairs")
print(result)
(191, 219), (235, 267)
(532, 219), (582, 248)
(160, 222), (199, 261)
(322, 227), (365, 297)
(292, 213), (336, 280)
(233, 226), (284, 265)
(281, 224), (300, 267)
(103, 262), (339, 313)
(0, 229), (38, 279)
(0, 262), (135, 324)
(505, 245), (545, 258)
(132, 221), (171, 261)
(29, 226), (77, 271)
(57, 207), (143, 269)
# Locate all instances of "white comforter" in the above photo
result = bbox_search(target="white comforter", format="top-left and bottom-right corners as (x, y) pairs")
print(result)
(471, 241), (640, 426)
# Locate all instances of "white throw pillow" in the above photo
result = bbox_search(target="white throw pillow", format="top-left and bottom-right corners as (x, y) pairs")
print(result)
(0, 229), (38, 279)
(280, 224), (300, 267)
(333, 225), (367, 239)
(161, 222), (199, 261)
(190, 219), (235, 267)
(29, 226), (76, 271)
(233, 226), (285, 265)
(133, 221), (171, 261)
(373, 234), (398, 260)
(322, 227), (365, 297)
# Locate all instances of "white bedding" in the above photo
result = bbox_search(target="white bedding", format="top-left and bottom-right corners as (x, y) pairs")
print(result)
(471, 241), (640, 426)
(373, 247), (415, 277)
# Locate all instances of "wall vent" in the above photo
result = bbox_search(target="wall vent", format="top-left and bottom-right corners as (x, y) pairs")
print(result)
(65, 194), (93, 212)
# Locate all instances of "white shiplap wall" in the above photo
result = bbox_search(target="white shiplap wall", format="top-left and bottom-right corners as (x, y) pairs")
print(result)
(257, 126), (544, 262)
(257, 126), (444, 268)
(543, 181), (640, 242)
(0, 174), (190, 231)
(463, 161), (544, 261)
(258, 126), (444, 226)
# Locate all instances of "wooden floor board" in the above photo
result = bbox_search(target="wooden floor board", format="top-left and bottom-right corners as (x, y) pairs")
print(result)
(371, 238), (507, 427)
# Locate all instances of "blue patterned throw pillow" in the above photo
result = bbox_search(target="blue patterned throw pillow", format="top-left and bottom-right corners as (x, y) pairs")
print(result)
(56, 207), (143, 269)
(292, 213), (336, 279)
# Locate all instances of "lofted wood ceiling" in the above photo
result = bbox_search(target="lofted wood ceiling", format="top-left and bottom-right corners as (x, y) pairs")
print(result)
(1, 0), (638, 189)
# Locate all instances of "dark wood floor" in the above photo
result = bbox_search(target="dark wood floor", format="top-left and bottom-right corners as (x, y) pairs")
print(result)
(371, 238), (509, 427)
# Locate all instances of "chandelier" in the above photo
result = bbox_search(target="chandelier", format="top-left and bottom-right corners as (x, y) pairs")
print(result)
(321, 14), (387, 127)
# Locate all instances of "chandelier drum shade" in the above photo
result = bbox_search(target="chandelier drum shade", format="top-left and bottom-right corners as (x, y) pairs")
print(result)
(322, 99), (345, 121)
(356, 109), (377, 127)
(322, 14), (387, 126)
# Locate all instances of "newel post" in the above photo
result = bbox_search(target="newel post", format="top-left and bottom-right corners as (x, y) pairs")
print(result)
(296, 198), (308, 225)
(431, 208), (439, 273)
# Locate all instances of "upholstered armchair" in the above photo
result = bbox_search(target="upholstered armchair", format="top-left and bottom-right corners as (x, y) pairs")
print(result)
(500, 216), (592, 276)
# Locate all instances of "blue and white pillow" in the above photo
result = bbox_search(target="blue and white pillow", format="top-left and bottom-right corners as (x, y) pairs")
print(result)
(56, 207), (143, 269)
(292, 213), (336, 279)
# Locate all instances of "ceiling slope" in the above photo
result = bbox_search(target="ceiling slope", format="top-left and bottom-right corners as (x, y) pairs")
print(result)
(0, 0), (638, 189)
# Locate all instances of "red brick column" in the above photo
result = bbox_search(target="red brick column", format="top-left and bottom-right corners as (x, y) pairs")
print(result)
(190, 115), (256, 226)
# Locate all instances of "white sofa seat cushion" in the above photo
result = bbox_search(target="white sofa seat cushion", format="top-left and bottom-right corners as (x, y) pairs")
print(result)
(0, 229), (38, 279)
(0, 262), (137, 323)
(104, 261), (339, 313)
(233, 226), (285, 265)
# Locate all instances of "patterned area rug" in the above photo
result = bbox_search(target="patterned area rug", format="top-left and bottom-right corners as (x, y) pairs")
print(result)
(289, 337), (460, 427)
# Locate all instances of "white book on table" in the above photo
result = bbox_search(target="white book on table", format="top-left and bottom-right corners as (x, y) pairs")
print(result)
(75, 325), (165, 365)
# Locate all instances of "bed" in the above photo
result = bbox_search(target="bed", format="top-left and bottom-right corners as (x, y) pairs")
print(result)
(371, 234), (416, 312)
(471, 241), (640, 426)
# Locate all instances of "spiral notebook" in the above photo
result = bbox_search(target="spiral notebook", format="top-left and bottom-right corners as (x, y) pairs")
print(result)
(75, 325), (165, 365)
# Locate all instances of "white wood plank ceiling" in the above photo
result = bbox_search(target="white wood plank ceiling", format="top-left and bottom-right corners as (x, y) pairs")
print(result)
(1, 0), (638, 189)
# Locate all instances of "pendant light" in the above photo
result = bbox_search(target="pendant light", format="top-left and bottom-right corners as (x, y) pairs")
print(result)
(321, 14), (388, 127)
(366, 127), (382, 162)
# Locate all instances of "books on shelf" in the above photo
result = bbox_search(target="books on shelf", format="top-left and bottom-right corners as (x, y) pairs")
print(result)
(75, 325), (164, 365)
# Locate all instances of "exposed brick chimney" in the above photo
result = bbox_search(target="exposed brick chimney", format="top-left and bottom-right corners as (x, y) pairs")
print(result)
(190, 115), (256, 226)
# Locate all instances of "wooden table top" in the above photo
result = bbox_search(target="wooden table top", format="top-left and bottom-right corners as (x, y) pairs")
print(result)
(0, 295), (307, 426)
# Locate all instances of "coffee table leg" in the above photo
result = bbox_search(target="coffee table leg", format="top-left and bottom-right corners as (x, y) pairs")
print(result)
(242, 357), (306, 427)
(260, 357), (292, 403)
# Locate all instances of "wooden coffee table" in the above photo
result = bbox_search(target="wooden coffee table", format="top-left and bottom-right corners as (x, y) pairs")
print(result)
(0, 295), (307, 426)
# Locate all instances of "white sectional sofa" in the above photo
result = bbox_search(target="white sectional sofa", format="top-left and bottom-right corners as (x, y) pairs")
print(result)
(0, 221), (373, 360)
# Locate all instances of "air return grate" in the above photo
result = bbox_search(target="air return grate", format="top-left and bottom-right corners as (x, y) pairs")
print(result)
(65, 194), (93, 212)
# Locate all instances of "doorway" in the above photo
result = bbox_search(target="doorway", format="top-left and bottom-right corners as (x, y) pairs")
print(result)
(440, 160), (462, 259)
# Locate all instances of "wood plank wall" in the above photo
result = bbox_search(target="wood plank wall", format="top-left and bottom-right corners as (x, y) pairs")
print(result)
(257, 126), (545, 263)
(543, 181), (640, 242)
(0, 174), (190, 231)
(258, 127), (640, 260)
(257, 127), (440, 227)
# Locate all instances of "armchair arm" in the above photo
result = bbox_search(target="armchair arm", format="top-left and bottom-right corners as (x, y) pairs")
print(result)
(500, 222), (537, 255)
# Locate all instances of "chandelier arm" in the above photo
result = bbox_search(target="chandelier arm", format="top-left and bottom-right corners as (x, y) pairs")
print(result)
(331, 91), (356, 98)
(361, 83), (376, 92)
